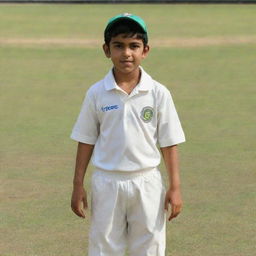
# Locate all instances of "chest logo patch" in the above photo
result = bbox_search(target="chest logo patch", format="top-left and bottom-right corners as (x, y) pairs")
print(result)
(141, 106), (154, 123)
(101, 105), (119, 112)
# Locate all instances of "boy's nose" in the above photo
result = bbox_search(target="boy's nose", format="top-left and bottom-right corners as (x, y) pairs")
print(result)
(123, 47), (132, 57)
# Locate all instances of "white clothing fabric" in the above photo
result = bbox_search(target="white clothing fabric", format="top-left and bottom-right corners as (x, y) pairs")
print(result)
(89, 168), (166, 256)
(71, 67), (185, 172)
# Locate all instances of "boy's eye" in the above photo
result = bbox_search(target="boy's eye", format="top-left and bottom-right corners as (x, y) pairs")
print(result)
(131, 44), (140, 49)
(114, 44), (122, 49)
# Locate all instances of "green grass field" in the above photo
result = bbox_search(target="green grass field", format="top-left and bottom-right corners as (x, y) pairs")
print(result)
(1, 4), (256, 256)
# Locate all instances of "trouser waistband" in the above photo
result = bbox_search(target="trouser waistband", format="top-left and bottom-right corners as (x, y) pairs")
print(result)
(93, 167), (159, 181)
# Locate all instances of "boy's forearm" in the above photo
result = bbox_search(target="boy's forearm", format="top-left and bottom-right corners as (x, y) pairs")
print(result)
(161, 145), (183, 221)
(73, 142), (94, 187)
(160, 145), (181, 190)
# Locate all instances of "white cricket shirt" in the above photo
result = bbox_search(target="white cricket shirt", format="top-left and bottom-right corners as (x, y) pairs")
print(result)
(71, 67), (185, 172)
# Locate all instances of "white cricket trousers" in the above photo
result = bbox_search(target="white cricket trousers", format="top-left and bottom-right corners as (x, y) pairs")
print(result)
(88, 168), (166, 256)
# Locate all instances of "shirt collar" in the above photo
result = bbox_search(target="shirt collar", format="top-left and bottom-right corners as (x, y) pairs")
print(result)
(103, 66), (153, 92)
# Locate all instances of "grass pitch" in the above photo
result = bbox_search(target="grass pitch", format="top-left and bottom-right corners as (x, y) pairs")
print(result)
(1, 4), (256, 256)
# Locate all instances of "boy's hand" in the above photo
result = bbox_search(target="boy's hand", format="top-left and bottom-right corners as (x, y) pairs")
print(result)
(164, 188), (183, 221)
(71, 186), (88, 218)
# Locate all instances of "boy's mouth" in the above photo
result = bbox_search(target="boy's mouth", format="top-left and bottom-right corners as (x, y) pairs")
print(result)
(120, 60), (133, 63)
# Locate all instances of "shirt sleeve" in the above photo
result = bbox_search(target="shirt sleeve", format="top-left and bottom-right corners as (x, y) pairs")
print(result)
(157, 90), (186, 147)
(70, 91), (99, 144)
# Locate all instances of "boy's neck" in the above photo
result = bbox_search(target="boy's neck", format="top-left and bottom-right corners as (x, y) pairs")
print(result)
(113, 67), (141, 94)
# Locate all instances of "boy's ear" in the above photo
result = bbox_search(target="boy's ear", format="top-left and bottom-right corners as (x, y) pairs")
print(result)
(142, 45), (150, 59)
(103, 44), (111, 58)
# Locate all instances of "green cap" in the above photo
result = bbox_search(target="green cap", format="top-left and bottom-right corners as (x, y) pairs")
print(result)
(104, 13), (148, 43)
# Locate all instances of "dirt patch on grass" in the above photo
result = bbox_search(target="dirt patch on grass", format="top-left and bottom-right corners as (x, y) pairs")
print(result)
(1, 36), (256, 48)
(0, 38), (100, 48)
(152, 36), (256, 47)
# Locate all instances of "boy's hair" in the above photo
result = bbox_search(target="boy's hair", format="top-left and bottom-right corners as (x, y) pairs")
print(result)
(104, 19), (148, 47)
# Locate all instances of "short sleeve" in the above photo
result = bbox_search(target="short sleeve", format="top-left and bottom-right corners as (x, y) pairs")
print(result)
(157, 91), (185, 147)
(70, 91), (99, 144)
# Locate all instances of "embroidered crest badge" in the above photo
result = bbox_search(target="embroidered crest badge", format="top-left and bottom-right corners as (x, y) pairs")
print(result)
(141, 106), (154, 123)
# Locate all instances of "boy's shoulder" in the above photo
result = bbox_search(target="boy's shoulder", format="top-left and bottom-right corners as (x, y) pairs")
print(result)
(86, 69), (115, 98)
(151, 78), (171, 95)
(145, 71), (173, 99)
(85, 77), (107, 100)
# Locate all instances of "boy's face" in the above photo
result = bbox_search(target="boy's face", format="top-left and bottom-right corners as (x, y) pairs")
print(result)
(103, 34), (149, 75)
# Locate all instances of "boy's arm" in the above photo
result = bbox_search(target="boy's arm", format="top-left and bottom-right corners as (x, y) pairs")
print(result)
(160, 145), (183, 221)
(71, 142), (94, 218)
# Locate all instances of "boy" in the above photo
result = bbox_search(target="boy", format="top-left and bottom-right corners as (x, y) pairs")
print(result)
(70, 13), (185, 256)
